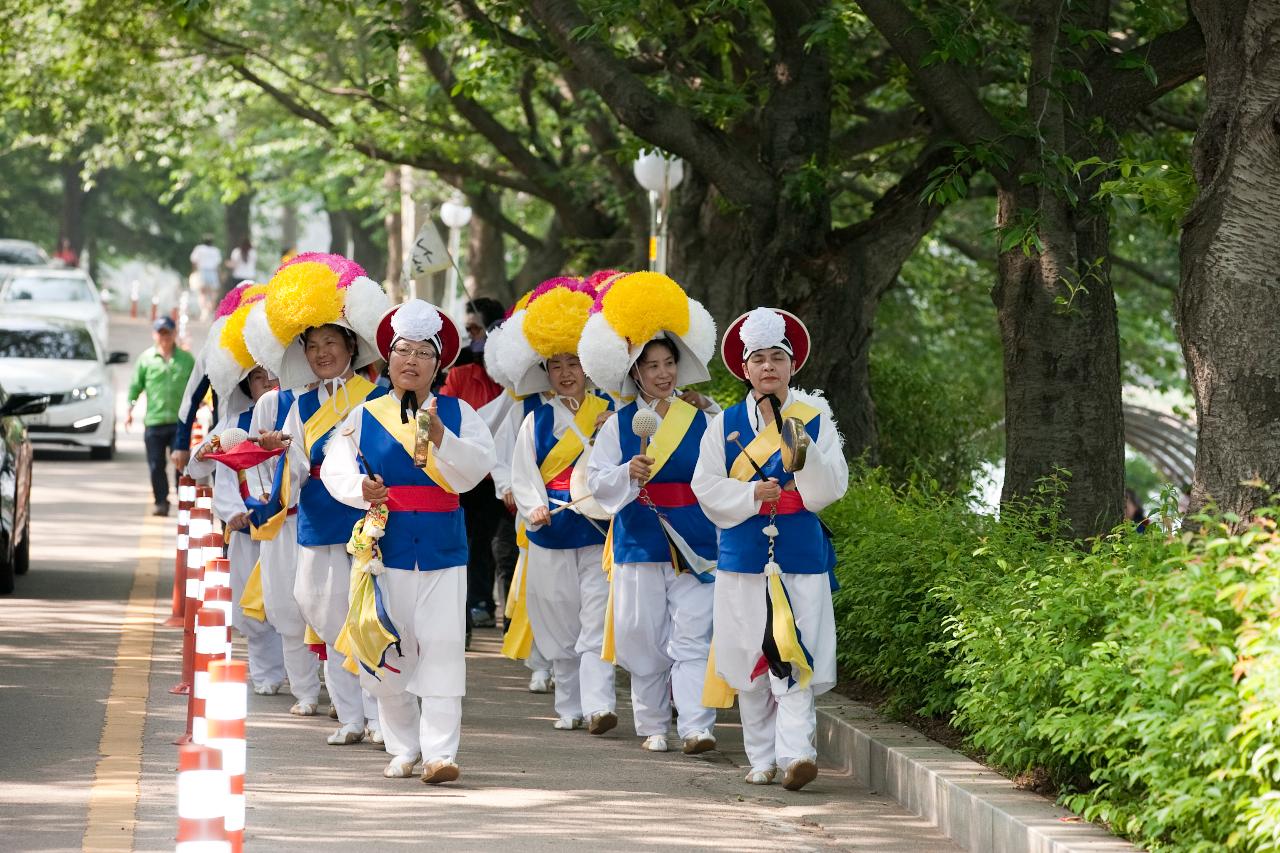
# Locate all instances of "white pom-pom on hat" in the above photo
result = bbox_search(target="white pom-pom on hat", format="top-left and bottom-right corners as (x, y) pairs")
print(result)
(390, 299), (444, 343)
(579, 311), (634, 396)
(244, 301), (287, 380)
(739, 307), (788, 355)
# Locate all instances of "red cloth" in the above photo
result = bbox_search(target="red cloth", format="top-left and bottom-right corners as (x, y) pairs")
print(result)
(205, 442), (284, 471)
(640, 482), (697, 507)
(309, 465), (322, 479)
(440, 362), (501, 411)
(545, 468), (573, 491)
(384, 485), (461, 513)
(757, 490), (807, 515)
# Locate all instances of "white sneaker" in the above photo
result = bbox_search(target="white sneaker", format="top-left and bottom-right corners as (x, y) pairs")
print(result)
(365, 726), (385, 745)
(587, 710), (618, 735)
(745, 766), (777, 785)
(421, 759), (461, 784)
(782, 758), (818, 791)
(642, 735), (668, 752)
(553, 716), (584, 730)
(528, 670), (553, 693)
(327, 704), (338, 720)
(289, 702), (318, 717)
(253, 682), (282, 696)
(326, 724), (365, 745)
(384, 754), (421, 778)
(682, 730), (716, 755)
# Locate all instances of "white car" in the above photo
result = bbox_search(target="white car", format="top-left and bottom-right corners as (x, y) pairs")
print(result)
(0, 317), (126, 459)
(0, 267), (109, 347)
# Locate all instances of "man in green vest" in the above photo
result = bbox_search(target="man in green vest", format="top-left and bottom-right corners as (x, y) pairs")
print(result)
(126, 317), (196, 515)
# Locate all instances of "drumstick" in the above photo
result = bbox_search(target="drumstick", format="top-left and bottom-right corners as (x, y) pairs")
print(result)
(548, 495), (591, 516)
(339, 426), (376, 477)
(725, 430), (769, 480)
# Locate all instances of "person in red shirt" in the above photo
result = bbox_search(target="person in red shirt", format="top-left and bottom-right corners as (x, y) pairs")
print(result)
(441, 298), (507, 635)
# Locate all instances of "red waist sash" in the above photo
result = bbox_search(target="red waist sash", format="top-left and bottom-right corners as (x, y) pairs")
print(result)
(309, 465), (322, 479)
(385, 485), (460, 513)
(757, 490), (807, 515)
(545, 467), (573, 491)
(640, 482), (697, 508)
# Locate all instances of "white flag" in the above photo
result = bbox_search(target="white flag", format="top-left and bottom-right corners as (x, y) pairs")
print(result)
(404, 215), (451, 280)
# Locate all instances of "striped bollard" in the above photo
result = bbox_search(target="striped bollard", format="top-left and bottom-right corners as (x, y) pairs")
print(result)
(191, 607), (228, 746)
(207, 659), (248, 853)
(171, 507), (213, 696)
(205, 585), (234, 659)
(166, 477), (197, 627)
(175, 743), (229, 853)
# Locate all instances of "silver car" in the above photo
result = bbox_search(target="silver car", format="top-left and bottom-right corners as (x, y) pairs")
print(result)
(0, 267), (110, 348)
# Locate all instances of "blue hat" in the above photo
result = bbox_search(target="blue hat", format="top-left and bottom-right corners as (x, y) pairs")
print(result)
(153, 316), (176, 333)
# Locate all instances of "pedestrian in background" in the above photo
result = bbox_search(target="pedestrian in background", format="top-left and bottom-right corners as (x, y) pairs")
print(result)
(126, 317), (196, 516)
(226, 237), (257, 284)
(189, 235), (222, 320)
(441, 297), (506, 631)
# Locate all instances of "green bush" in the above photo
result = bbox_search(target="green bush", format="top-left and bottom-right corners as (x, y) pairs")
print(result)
(828, 472), (1280, 851)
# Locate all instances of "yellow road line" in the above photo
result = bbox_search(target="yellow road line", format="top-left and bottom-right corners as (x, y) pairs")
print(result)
(83, 513), (167, 853)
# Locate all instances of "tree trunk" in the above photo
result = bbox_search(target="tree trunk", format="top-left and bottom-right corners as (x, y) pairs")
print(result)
(1178, 0), (1280, 518)
(994, 184), (1125, 536)
(383, 169), (404, 302)
(348, 211), (386, 281)
(281, 202), (299, 252)
(327, 208), (351, 257)
(512, 216), (571, 293)
(58, 159), (86, 256)
(466, 190), (512, 303)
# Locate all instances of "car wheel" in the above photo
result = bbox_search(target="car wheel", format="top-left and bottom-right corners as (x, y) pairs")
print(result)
(0, 533), (13, 595)
(13, 519), (29, 577)
(90, 437), (115, 461)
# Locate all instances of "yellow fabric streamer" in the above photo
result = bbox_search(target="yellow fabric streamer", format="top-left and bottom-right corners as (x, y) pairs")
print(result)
(334, 506), (399, 677)
(538, 394), (610, 483)
(363, 394), (456, 492)
(701, 642), (737, 709)
(600, 520), (617, 664)
(500, 548), (535, 661)
(728, 400), (821, 482)
(304, 624), (324, 646)
(239, 561), (266, 622)
(766, 568), (814, 690)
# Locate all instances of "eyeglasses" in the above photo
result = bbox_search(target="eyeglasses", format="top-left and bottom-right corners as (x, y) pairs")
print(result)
(390, 344), (439, 361)
(465, 324), (484, 335)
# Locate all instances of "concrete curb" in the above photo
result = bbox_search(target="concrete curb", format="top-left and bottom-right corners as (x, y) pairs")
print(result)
(815, 695), (1140, 853)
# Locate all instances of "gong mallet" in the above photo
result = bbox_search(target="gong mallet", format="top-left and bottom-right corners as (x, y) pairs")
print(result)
(339, 426), (377, 478)
(725, 430), (770, 480)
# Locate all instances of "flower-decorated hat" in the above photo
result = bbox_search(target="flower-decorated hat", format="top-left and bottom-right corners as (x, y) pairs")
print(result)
(204, 281), (269, 401)
(243, 252), (388, 389)
(486, 276), (597, 396)
(719, 307), (811, 380)
(579, 271), (715, 398)
(374, 299), (461, 368)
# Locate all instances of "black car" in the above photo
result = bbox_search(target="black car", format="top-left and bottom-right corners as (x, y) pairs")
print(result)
(0, 382), (46, 594)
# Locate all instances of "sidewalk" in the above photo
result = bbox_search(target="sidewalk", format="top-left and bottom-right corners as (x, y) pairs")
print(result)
(135, 624), (961, 851)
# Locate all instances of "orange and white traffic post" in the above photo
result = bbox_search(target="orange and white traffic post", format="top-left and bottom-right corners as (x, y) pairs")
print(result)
(172, 503), (213, 696)
(190, 607), (228, 746)
(166, 476), (198, 628)
(176, 743), (230, 853)
(207, 659), (248, 853)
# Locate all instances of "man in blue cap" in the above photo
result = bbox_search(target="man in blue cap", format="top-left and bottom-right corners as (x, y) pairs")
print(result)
(126, 317), (196, 515)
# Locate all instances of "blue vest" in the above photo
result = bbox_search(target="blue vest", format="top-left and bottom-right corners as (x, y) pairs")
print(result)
(526, 402), (610, 551)
(609, 402), (717, 566)
(296, 382), (388, 547)
(716, 400), (834, 576)
(246, 389), (297, 530)
(360, 395), (467, 571)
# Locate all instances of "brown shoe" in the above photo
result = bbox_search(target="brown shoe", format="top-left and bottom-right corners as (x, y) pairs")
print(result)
(587, 710), (618, 735)
(782, 758), (818, 791)
(681, 730), (717, 755)
(421, 759), (460, 784)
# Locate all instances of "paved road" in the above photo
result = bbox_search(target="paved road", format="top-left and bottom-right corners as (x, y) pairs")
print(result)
(0, 312), (962, 852)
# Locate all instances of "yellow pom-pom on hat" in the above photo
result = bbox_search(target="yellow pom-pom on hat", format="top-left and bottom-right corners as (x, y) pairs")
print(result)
(264, 261), (344, 345)
(524, 285), (594, 358)
(599, 272), (690, 344)
(219, 284), (268, 369)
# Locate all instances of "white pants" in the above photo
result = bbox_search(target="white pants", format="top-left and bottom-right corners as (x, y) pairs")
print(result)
(227, 534), (285, 687)
(295, 544), (367, 729)
(712, 571), (836, 771)
(258, 517), (320, 704)
(526, 543), (614, 721)
(613, 562), (716, 738)
(362, 567), (467, 761)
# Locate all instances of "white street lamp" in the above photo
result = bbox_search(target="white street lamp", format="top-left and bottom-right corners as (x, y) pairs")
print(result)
(439, 195), (473, 318)
(632, 150), (684, 275)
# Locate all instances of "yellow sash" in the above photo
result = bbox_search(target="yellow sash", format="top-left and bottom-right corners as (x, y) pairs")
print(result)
(362, 393), (458, 492)
(500, 546), (536, 661)
(729, 400), (821, 482)
(701, 643), (737, 708)
(239, 561), (267, 622)
(538, 394), (610, 484)
(639, 398), (698, 483)
(302, 375), (376, 455)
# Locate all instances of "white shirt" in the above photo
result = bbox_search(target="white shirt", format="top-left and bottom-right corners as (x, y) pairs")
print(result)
(510, 396), (595, 532)
(320, 391), (496, 509)
(247, 388), (298, 509)
(691, 390), (849, 530)
(229, 247), (257, 281)
(190, 244), (222, 272)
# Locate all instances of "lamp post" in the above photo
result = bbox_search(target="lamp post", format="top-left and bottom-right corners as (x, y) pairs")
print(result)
(632, 150), (685, 275)
(439, 196), (472, 317)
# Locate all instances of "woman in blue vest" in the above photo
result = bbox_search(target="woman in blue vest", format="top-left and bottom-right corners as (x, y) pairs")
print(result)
(252, 253), (390, 746)
(691, 307), (849, 792)
(321, 299), (496, 783)
(508, 278), (618, 734)
(581, 271), (722, 755)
